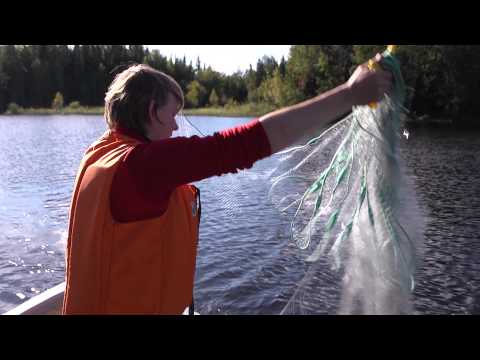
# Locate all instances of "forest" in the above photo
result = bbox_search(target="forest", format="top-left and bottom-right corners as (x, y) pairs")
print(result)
(1, 45), (479, 127)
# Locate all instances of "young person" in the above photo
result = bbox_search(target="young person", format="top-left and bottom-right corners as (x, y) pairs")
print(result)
(63, 56), (392, 314)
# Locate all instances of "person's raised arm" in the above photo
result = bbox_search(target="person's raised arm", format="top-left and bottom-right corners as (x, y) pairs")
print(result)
(259, 55), (392, 153)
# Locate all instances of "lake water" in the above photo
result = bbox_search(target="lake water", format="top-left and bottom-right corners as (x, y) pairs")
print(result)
(0, 115), (479, 315)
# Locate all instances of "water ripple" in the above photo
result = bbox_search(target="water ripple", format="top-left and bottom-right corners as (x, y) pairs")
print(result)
(1, 117), (480, 314)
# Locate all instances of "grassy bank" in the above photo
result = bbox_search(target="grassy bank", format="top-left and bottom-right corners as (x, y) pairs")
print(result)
(183, 103), (277, 117)
(3, 106), (477, 130)
(3, 106), (105, 115)
(2, 103), (278, 117)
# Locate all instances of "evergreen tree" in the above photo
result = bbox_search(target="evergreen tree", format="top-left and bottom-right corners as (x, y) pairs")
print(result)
(52, 91), (64, 110)
(0, 44), (479, 127)
(279, 56), (286, 78)
(208, 89), (220, 107)
(185, 80), (207, 108)
(255, 59), (266, 87)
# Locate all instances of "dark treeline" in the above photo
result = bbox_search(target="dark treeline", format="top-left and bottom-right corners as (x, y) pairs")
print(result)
(1, 45), (480, 126)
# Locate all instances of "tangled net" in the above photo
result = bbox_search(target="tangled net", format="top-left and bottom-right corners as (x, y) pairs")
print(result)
(269, 48), (422, 314)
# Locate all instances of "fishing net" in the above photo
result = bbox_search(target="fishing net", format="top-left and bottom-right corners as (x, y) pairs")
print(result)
(174, 48), (423, 314)
(268, 48), (422, 314)
(175, 113), (253, 220)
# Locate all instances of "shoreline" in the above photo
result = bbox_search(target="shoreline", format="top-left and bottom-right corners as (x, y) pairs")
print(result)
(1, 104), (276, 118)
(1, 107), (105, 116)
(2, 108), (478, 129)
(404, 114), (480, 130)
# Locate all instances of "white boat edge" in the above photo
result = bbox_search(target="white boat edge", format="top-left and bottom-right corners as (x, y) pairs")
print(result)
(4, 282), (65, 315)
(3, 282), (199, 315)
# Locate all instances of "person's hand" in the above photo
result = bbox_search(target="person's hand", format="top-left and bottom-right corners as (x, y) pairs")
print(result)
(346, 53), (393, 106)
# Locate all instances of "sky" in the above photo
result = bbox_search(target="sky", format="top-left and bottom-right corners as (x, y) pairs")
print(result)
(145, 45), (291, 75)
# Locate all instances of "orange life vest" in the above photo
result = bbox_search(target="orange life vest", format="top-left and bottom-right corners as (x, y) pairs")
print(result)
(62, 130), (200, 314)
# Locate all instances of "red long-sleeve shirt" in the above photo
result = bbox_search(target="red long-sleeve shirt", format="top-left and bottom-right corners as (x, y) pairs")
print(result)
(110, 119), (272, 223)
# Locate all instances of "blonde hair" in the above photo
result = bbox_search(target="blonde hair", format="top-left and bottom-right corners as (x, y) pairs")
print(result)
(104, 64), (184, 137)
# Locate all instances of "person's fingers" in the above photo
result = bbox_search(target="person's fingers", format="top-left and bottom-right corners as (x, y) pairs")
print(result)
(379, 79), (393, 92)
(378, 74), (392, 86)
(383, 69), (393, 80)
(373, 69), (392, 95)
(376, 68), (392, 78)
(366, 54), (383, 72)
(376, 70), (393, 87)
(359, 63), (369, 73)
(362, 59), (374, 70)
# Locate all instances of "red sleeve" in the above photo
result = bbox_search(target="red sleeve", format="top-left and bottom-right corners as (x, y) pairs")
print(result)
(111, 119), (271, 223)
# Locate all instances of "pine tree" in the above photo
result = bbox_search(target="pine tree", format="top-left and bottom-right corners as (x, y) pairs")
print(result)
(208, 89), (219, 107)
(52, 91), (64, 110)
